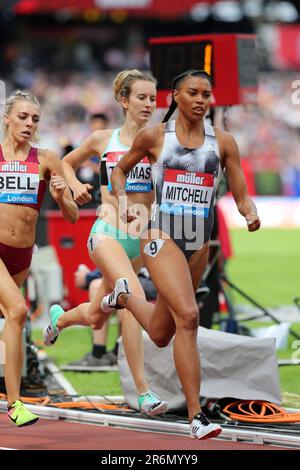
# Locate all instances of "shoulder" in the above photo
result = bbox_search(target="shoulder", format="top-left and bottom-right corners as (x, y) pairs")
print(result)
(87, 129), (113, 149)
(213, 127), (238, 153)
(213, 126), (235, 143)
(36, 148), (61, 179)
(91, 128), (113, 142)
(37, 148), (59, 162)
(134, 124), (165, 145)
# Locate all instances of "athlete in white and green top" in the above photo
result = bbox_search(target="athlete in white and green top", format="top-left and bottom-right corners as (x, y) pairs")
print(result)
(43, 69), (168, 416)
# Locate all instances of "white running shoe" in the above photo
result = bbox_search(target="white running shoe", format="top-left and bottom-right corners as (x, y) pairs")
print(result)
(190, 412), (222, 440)
(101, 278), (130, 314)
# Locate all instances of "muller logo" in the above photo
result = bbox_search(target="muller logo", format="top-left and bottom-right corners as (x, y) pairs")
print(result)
(176, 172), (205, 186)
(1, 161), (28, 173)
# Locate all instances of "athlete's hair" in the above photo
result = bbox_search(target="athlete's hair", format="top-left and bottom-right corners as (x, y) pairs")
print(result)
(3, 90), (41, 140)
(113, 69), (157, 114)
(162, 70), (212, 123)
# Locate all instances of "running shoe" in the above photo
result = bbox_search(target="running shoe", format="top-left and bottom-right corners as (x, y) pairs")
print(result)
(7, 400), (39, 427)
(138, 391), (168, 417)
(101, 278), (130, 314)
(43, 304), (64, 346)
(190, 411), (222, 440)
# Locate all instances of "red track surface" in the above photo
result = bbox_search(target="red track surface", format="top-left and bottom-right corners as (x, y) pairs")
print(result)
(0, 413), (287, 450)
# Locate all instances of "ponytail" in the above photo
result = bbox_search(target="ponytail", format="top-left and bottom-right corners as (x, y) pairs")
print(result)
(162, 99), (177, 123)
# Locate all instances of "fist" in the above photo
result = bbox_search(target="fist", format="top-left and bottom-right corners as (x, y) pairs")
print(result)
(245, 212), (261, 232)
(50, 172), (66, 202)
(73, 183), (93, 206)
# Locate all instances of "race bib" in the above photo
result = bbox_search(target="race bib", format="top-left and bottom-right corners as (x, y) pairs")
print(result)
(106, 152), (152, 193)
(0, 160), (39, 204)
(160, 169), (214, 217)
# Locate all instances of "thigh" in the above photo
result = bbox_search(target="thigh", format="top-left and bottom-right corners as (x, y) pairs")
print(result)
(89, 237), (145, 298)
(140, 231), (197, 318)
(149, 293), (176, 337)
(188, 241), (210, 292)
(0, 261), (27, 316)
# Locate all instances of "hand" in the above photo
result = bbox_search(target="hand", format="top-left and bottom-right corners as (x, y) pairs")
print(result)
(119, 196), (137, 224)
(120, 204), (138, 224)
(50, 172), (66, 202)
(127, 205), (138, 223)
(72, 183), (93, 206)
(245, 211), (261, 232)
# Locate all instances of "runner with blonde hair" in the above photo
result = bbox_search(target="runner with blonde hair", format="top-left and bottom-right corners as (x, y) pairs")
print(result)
(44, 70), (168, 416)
(1, 90), (78, 426)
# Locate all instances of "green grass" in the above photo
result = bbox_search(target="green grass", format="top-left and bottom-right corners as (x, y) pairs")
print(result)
(227, 228), (300, 307)
(32, 324), (123, 396)
(239, 321), (300, 408)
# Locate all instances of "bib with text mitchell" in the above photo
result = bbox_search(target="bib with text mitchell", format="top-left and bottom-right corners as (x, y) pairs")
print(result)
(106, 152), (152, 192)
(160, 169), (214, 217)
(0, 160), (39, 204)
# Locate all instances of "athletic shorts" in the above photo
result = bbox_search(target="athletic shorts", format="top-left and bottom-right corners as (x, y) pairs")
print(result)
(87, 218), (140, 260)
(0, 241), (33, 276)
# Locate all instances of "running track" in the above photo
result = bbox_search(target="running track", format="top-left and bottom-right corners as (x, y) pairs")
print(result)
(0, 413), (287, 450)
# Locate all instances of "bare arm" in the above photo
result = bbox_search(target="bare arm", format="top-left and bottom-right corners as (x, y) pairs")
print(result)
(221, 131), (260, 232)
(63, 129), (111, 205)
(45, 150), (79, 224)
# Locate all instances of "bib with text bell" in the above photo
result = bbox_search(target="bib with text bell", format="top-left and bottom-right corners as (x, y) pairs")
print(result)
(0, 160), (39, 204)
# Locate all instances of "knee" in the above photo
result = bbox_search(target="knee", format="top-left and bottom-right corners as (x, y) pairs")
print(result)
(177, 305), (199, 331)
(7, 302), (28, 327)
(88, 311), (102, 330)
(150, 331), (173, 348)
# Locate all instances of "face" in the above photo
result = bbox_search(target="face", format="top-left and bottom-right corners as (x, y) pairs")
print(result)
(122, 80), (157, 125)
(5, 100), (40, 143)
(173, 75), (212, 121)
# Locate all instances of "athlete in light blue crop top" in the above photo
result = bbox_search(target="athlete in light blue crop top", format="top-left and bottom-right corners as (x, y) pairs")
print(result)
(43, 70), (168, 416)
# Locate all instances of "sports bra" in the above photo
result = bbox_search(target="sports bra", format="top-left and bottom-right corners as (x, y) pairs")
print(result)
(0, 145), (47, 212)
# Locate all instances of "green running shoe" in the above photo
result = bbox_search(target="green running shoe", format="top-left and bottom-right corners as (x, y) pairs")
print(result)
(43, 304), (64, 346)
(7, 400), (39, 427)
(138, 390), (168, 417)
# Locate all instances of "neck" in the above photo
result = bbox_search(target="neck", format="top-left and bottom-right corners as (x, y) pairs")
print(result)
(120, 117), (145, 144)
(176, 115), (205, 137)
(2, 136), (30, 155)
